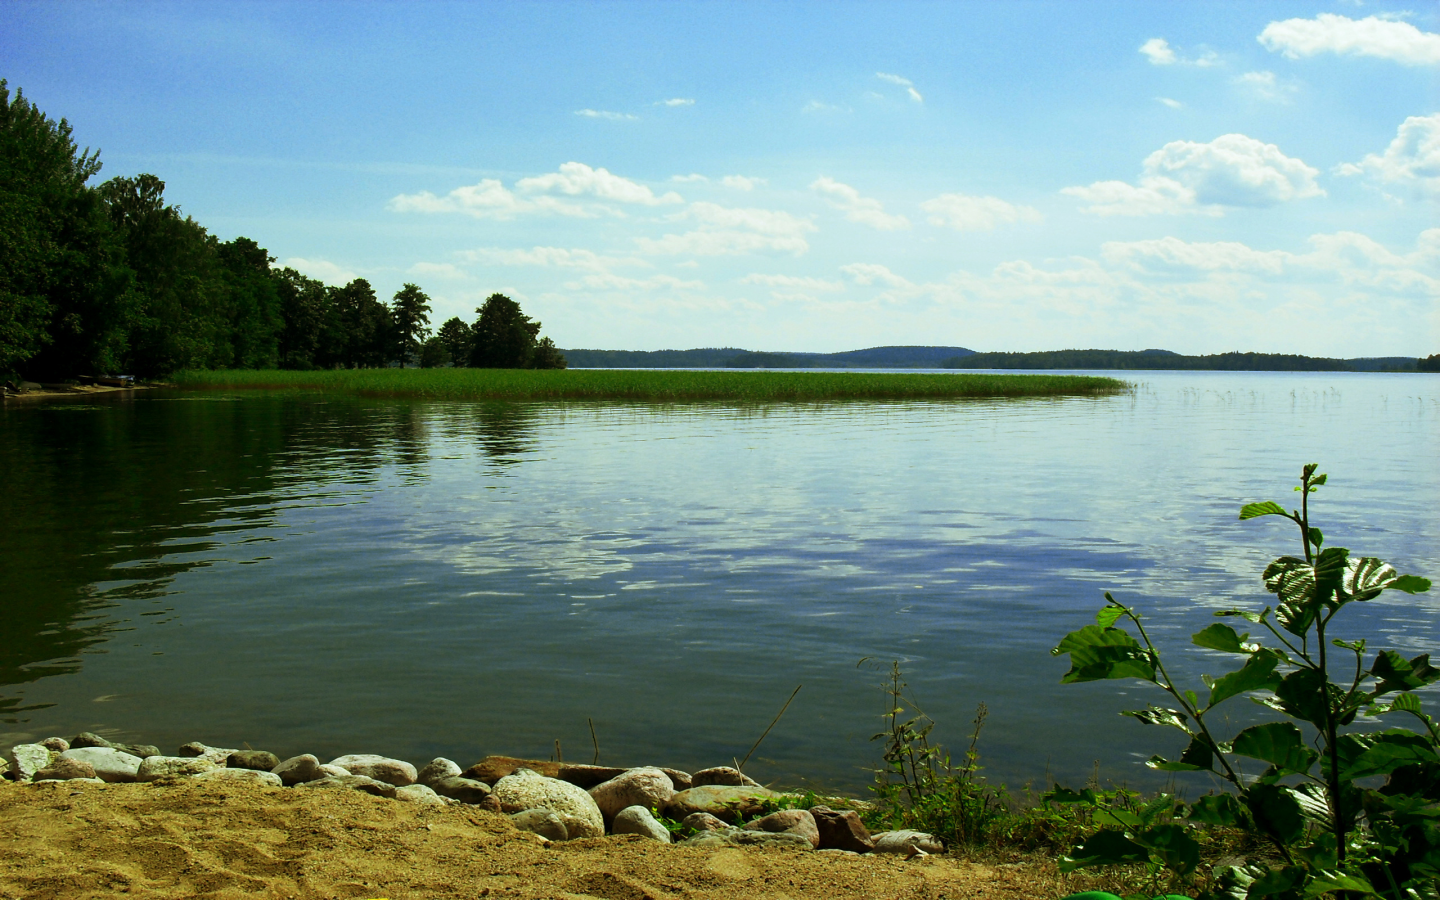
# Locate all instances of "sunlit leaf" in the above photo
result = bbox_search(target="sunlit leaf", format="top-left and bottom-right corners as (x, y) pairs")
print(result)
(1341, 556), (1400, 602)
(1266, 549), (1349, 633)
(1053, 625), (1156, 684)
(1239, 501), (1289, 520)
(1302, 871), (1375, 898)
(1095, 605), (1124, 628)
(1093, 808), (1142, 830)
(1232, 722), (1316, 775)
(1216, 608), (1264, 624)
(1340, 729), (1438, 780)
(1207, 655), (1281, 709)
(1390, 574), (1432, 594)
(1121, 705), (1189, 731)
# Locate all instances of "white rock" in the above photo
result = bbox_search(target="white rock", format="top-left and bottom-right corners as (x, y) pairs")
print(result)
(328, 754), (416, 786)
(612, 805), (672, 843)
(395, 784), (445, 805)
(417, 757), (462, 787)
(589, 767), (674, 820)
(510, 808), (568, 841)
(194, 768), (283, 787)
(137, 756), (220, 782)
(59, 747), (143, 783)
(318, 764), (351, 778)
(492, 768), (604, 839)
(872, 829), (945, 854)
(7, 744), (53, 781)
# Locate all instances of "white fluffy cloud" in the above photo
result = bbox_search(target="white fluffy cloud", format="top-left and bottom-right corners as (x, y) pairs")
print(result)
(636, 202), (817, 256)
(721, 175), (765, 191)
(389, 163), (680, 220)
(810, 177), (910, 230)
(1336, 114), (1440, 198)
(875, 72), (923, 103)
(283, 257), (357, 286)
(920, 193), (1042, 231)
(1259, 14), (1440, 66)
(461, 246), (648, 272)
(1063, 134), (1322, 215)
(1138, 37), (1219, 67)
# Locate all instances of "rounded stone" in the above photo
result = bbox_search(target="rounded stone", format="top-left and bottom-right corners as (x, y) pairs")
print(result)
(395, 784), (445, 805)
(137, 756), (220, 782)
(39, 737), (70, 753)
(663, 784), (777, 823)
(194, 768), (283, 787)
(7, 744), (53, 782)
(872, 829), (945, 855)
(178, 742), (236, 765)
(509, 808), (568, 842)
(327, 754), (417, 787)
(271, 754), (323, 785)
(430, 775), (492, 804)
(58, 747), (143, 783)
(589, 767), (674, 821)
(743, 808), (819, 848)
(417, 757), (462, 787)
(492, 768), (604, 839)
(690, 766), (762, 788)
(34, 758), (97, 781)
(227, 751), (280, 771)
(612, 805), (672, 843)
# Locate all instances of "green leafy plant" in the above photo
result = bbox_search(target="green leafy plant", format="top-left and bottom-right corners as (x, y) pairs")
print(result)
(861, 658), (1008, 846)
(1053, 464), (1434, 899)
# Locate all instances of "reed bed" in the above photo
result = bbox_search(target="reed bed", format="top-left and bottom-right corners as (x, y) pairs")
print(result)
(172, 368), (1128, 402)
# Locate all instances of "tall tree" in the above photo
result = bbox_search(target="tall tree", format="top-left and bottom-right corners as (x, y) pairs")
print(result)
(435, 316), (472, 366)
(531, 337), (567, 370)
(273, 267), (331, 369)
(1, 80), (132, 379)
(470, 293), (541, 368)
(333, 278), (389, 368)
(389, 283), (432, 368)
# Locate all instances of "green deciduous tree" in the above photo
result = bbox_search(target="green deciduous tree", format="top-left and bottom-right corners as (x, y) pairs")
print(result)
(435, 316), (472, 367)
(389, 283), (432, 368)
(469, 294), (564, 369)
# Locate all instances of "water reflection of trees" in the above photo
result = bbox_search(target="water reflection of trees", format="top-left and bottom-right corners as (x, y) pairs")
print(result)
(463, 403), (542, 466)
(0, 394), (433, 722)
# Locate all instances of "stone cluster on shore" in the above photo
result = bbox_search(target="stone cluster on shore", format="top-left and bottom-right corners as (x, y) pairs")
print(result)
(3, 734), (943, 855)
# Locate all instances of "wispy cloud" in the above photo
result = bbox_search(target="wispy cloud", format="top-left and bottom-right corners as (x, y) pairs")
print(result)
(801, 100), (848, 114)
(460, 246), (650, 272)
(1138, 37), (1219, 67)
(636, 202), (816, 257)
(283, 257), (357, 286)
(1157, 97), (1183, 109)
(657, 98), (695, 107)
(389, 162), (680, 220)
(920, 193), (1042, 231)
(721, 175), (766, 191)
(1234, 70), (1295, 102)
(1259, 14), (1440, 66)
(875, 72), (923, 103)
(810, 177), (910, 230)
(574, 109), (639, 121)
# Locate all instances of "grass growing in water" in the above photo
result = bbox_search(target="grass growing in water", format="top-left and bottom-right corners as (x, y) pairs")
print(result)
(172, 368), (1127, 402)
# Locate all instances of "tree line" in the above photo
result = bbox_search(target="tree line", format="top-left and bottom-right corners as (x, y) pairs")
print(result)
(0, 80), (562, 382)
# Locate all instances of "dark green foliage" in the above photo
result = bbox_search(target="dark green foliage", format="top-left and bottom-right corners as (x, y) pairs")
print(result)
(1420, 355), (1440, 373)
(1053, 464), (1435, 899)
(417, 336), (450, 368)
(435, 317), (473, 366)
(469, 294), (564, 369)
(390, 283), (432, 368)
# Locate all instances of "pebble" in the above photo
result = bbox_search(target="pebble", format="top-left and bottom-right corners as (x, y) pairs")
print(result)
(417, 757), (462, 787)
(589, 767), (674, 820)
(510, 808), (569, 841)
(227, 750), (280, 771)
(328, 754), (417, 787)
(612, 805), (671, 843)
(137, 756), (220, 781)
(492, 768), (604, 839)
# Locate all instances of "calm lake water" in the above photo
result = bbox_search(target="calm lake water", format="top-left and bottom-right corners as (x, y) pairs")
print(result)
(2, 371), (1437, 793)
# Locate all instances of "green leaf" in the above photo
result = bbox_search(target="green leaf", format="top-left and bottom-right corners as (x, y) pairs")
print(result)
(1192, 623), (1252, 654)
(1054, 625), (1157, 684)
(1216, 608), (1264, 624)
(1302, 871), (1375, 898)
(1389, 692), (1423, 714)
(1093, 808), (1142, 830)
(1095, 605), (1124, 628)
(1266, 548), (1349, 633)
(1246, 865), (1306, 900)
(1140, 823), (1200, 878)
(1059, 829), (1151, 872)
(1245, 784), (1307, 845)
(1207, 654), (1281, 709)
(1340, 729), (1439, 780)
(1148, 735), (1216, 773)
(1371, 651), (1440, 695)
(1307, 527), (1323, 549)
(1121, 706), (1189, 731)
(1232, 722), (1317, 775)
(1188, 793), (1244, 827)
(1341, 556), (1400, 602)
(1240, 501), (1289, 520)
(1274, 668), (1332, 728)
(1390, 574), (1432, 594)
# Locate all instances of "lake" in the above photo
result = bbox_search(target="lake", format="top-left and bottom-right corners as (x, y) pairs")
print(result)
(2, 370), (1436, 794)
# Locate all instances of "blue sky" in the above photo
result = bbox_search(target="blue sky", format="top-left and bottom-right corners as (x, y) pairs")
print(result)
(4, 1), (1436, 355)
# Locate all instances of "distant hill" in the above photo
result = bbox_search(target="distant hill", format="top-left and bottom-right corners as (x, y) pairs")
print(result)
(561, 346), (975, 369)
(560, 346), (1427, 372)
(943, 349), (1353, 371)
